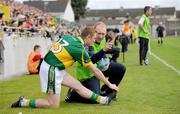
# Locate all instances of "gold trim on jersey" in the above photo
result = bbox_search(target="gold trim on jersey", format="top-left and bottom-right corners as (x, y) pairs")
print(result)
(54, 47), (75, 68)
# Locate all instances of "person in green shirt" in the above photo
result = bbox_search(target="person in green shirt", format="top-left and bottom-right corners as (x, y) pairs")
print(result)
(65, 22), (126, 103)
(138, 6), (152, 65)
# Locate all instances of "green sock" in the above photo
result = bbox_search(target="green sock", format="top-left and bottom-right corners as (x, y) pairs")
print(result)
(29, 99), (36, 108)
(90, 92), (107, 104)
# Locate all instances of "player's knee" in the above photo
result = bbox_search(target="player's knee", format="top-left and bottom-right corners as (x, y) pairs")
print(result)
(111, 63), (126, 80)
(49, 102), (59, 108)
(47, 100), (59, 108)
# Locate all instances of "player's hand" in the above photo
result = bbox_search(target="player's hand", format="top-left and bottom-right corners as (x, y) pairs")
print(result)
(103, 42), (113, 52)
(108, 84), (119, 92)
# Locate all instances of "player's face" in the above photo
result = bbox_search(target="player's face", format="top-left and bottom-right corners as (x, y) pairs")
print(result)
(147, 8), (152, 16)
(95, 25), (106, 42)
(85, 33), (96, 46)
(90, 33), (96, 45)
(36, 47), (41, 53)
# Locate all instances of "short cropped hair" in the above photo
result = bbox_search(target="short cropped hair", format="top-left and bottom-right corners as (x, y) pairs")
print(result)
(33, 45), (41, 51)
(144, 6), (151, 14)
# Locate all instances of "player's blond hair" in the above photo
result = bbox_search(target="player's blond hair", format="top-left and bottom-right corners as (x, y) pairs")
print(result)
(94, 21), (106, 29)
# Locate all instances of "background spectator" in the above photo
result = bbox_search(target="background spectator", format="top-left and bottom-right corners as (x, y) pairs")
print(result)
(156, 22), (165, 45)
(27, 45), (42, 74)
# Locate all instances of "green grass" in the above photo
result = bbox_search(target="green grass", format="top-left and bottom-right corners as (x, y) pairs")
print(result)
(151, 37), (180, 69)
(0, 37), (180, 114)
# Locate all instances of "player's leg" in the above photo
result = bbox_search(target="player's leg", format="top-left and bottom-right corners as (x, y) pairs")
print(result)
(139, 37), (144, 65)
(35, 61), (64, 108)
(11, 94), (60, 108)
(65, 76), (100, 103)
(35, 94), (60, 108)
(161, 37), (163, 44)
(11, 61), (63, 108)
(158, 37), (160, 44)
(143, 39), (149, 65)
(62, 72), (111, 105)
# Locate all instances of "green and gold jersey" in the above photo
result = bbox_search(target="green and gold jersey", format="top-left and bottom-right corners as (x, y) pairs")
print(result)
(44, 35), (93, 70)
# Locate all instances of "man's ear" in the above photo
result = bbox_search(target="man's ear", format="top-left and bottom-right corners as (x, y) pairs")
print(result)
(86, 35), (91, 40)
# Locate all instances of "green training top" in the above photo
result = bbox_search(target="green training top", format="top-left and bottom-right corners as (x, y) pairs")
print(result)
(138, 14), (151, 39)
(76, 38), (106, 81)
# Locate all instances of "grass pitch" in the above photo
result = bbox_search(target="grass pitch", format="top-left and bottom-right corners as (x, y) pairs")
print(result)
(0, 37), (180, 114)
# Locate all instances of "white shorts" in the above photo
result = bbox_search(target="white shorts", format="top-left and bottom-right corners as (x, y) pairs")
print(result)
(39, 60), (66, 94)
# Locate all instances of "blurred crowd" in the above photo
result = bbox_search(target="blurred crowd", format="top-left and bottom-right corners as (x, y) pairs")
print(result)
(0, 0), (139, 45)
(0, 0), (74, 40)
(0, 0), (140, 64)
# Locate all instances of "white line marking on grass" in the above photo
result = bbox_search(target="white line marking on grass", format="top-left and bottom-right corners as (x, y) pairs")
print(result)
(150, 52), (180, 75)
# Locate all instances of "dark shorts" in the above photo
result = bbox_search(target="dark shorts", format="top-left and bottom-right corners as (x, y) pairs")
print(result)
(158, 33), (163, 38)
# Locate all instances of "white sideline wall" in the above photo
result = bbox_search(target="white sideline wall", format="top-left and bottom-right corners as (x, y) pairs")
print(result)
(0, 36), (52, 80)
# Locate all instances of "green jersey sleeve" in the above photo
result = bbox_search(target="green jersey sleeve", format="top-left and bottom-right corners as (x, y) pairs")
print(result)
(73, 46), (93, 67)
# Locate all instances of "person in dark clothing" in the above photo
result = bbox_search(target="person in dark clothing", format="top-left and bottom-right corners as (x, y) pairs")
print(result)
(156, 22), (165, 45)
(119, 33), (129, 53)
(93, 22), (126, 100)
(105, 29), (120, 62)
